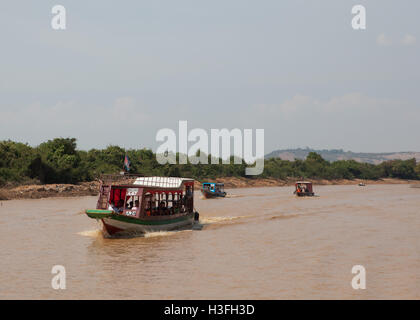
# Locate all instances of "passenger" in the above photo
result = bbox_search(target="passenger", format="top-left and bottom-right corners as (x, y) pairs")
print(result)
(159, 201), (167, 215)
(186, 186), (192, 197)
(117, 199), (124, 213)
(132, 200), (140, 210)
(126, 201), (133, 209)
(108, 201), (118, 212)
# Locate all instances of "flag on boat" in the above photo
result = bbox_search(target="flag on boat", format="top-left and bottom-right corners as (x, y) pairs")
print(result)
(124, 155), (131, 172)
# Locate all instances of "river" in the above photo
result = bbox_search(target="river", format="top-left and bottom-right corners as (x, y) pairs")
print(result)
(0, 184), (419, 299)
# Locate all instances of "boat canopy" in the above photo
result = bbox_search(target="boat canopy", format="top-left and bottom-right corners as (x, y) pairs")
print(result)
(202, 182), (224, 186)
(134, 176), (194, 189)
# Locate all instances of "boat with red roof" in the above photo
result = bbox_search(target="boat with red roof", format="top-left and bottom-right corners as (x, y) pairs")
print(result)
(85, 175), (199, 236)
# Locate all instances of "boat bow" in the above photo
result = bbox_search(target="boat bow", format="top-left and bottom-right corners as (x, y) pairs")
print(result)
(85, 209), (114, 219)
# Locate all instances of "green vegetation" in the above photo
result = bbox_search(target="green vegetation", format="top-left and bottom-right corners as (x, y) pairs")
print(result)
(0, 138), (419, 186)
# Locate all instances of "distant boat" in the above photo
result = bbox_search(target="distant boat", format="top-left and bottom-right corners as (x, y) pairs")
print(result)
(85, 175), (199, 236)
(358, 183), (366, 186)
(201, 182), (226, 198)
(293, 181), (315, 197)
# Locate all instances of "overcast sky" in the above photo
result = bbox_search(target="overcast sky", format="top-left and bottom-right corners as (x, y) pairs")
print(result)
(0, 1), (419, 153)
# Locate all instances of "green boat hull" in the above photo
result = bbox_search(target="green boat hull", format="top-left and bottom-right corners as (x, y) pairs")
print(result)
(85, 209), (113, 219)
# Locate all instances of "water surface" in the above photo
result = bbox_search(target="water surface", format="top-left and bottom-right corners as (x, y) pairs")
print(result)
(0, 184), (419, 299)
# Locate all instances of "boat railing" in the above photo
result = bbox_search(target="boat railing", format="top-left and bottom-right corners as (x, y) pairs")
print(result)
(99, 173), (144, 186)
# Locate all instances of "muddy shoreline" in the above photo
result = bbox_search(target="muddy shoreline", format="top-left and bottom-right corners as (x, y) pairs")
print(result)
(0, 177), (418, 201)
(0, 181), (100, 201)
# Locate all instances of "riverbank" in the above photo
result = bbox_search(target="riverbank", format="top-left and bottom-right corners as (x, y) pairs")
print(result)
(0, 177), (418, 201)
(0, 182), (100, 201)
(212, 177), (418, 189)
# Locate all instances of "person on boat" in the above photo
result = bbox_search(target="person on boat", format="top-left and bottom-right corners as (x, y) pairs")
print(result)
(115, 199), (124, 213)
(186, 186), (192, 197)
(173, 200), (179, 213)
(159, 201), (167, 215)
(132, 200), (140, 210)
(108, 201), (118, 212)
(108, 200), (123, 213)
(144, 199), (151, 216)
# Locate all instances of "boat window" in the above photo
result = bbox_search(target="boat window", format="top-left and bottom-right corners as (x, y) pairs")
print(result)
(173, 193), (180, 213)
(167, 193), (173, 209)
(124, 195), (140, 210)
(144, 193), (152, 210)
(141, 193), (152, 216)
(144, 190), (188, 216)
(154, 193), (159, 209)
(109, 188), (127, 206)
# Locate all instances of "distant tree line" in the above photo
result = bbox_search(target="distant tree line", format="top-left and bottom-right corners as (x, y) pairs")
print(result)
(1, 138), (419, 186)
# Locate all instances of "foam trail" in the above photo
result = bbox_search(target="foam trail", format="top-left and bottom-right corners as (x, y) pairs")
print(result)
(199, 215), (247, 224)
(144, 230), (191, 238)
(77, 229), (102, 238)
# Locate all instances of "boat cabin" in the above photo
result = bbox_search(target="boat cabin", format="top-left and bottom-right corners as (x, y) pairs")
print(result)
(202, 182), (224, 194)
(294, 181), (315, 197)
(97, 176), (195, 219)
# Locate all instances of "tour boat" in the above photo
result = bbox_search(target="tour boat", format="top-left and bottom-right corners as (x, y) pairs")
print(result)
(201, 182), (226, 198)
(85, 175), (199, 236)
(293, 181), (315, 197)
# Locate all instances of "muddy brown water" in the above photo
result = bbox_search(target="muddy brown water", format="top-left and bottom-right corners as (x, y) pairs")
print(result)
(0, 184), (419, 299)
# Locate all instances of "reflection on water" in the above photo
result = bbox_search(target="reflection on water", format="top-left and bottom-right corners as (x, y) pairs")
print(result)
(0, 184), (419, 299)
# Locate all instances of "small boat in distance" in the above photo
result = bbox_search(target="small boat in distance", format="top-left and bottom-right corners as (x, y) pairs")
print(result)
(358, 182), (366, 186)
(201, 182), (226, 198)
(85, 175), (199, 237)
(294, 181), (315, 197)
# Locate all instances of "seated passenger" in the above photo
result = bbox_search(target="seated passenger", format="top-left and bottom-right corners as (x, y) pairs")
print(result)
(108, 201), (118, 212)
(132, 200), (140, 210)
(186, 187), (192, 197)
(116, 200), (124, 213)
(159, 201), (167, 214)
(173, 200), (179, 211)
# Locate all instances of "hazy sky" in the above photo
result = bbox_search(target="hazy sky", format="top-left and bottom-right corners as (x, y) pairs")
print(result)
(0, 1), (419, 153)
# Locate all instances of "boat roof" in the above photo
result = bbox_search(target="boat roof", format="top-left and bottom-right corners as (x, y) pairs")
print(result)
(296, 181), (312, 184)
(133, 176), (194, 189)
(202, 182), (224, 186)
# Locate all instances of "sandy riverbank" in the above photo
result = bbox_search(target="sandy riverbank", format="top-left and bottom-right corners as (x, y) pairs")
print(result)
(202, 177), (419, 189)
(0, 177), (418, 201)
(0, 181), (100, 201)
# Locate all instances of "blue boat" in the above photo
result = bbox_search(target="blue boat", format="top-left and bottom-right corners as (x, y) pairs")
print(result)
(201, 182), (226, 198)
